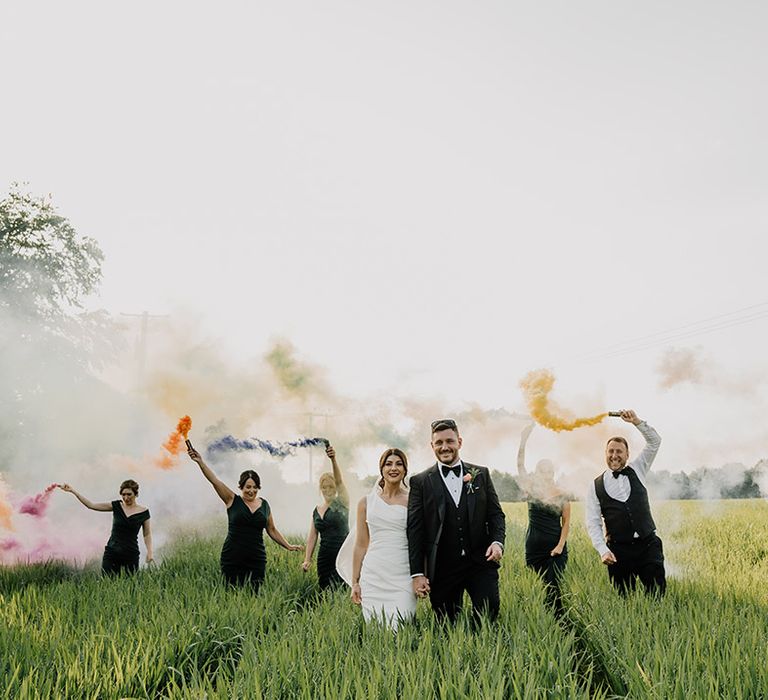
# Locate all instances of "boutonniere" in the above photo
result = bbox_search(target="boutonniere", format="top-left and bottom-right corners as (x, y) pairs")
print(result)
(463, 468), (481, 494)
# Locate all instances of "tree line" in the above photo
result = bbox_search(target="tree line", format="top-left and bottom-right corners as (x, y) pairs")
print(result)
(490, 460), (768, 502)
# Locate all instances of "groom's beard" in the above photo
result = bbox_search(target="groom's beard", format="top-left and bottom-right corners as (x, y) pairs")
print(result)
(436, 447), (459, 465)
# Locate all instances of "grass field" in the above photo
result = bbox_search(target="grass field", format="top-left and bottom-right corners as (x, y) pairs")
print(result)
(1, 500), (766, 699)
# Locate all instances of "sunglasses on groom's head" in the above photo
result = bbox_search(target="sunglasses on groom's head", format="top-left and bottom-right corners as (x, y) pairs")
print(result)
(431, 419), (458, 433)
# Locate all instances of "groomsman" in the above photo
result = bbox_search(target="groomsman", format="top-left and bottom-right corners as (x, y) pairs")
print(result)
(407, 419), (506, 622)
(586, 409), (665, 594)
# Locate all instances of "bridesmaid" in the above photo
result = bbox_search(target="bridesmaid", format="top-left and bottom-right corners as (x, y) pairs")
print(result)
(301, 442), (350, 588)
(58, 480), (153, 575)
(187, 446), (302, 590)
(517, 423), (571, 613)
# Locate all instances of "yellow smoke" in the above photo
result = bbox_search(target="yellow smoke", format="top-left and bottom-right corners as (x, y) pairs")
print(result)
(520, 369), (607, 432)
(0, 474), (14, 530)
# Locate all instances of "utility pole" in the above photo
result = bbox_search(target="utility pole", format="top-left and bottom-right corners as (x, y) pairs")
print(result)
(120, 311), (168, 390)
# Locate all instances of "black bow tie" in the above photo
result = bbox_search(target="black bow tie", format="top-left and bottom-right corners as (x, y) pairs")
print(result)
(441, 464), (461, 478)
(612, 468), (630, 479)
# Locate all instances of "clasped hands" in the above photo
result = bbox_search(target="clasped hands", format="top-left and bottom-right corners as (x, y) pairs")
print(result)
(412, 576), (430, 598)
(412, 543), (503, 598)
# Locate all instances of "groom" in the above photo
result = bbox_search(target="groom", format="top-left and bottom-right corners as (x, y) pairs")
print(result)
(407, 419), (506, 622)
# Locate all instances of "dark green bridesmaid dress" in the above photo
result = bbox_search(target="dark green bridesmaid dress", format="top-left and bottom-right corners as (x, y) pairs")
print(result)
(101, 500), (150, 575)
(525, 497), (568, 611)
(313, 498), (349, 589)
(220, 495), (270, 590)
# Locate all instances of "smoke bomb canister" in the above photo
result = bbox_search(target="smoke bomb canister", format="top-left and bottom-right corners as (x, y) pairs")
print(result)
(185, 439), (194, 450)
(608, 412), (622, 417)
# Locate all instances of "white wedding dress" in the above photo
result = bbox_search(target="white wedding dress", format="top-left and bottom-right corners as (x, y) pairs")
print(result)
(336, 490), (416, 630)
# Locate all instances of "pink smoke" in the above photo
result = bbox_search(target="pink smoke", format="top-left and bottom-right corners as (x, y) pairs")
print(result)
(18, 483), (58, 517)
(0, 528), (103, 565)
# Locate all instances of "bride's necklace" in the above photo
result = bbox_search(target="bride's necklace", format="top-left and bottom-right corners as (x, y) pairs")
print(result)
(380, 486), (405, 503)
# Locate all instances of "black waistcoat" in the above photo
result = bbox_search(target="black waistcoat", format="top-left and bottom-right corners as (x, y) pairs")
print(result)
(594, 467), (656, 544)
(436, 480), (476, 570)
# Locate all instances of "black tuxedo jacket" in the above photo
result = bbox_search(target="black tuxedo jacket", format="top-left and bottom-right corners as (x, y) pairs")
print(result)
(407, 462), (506, 582)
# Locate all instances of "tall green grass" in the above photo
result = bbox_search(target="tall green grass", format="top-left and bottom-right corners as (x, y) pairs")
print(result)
(1, 501), (765, 698)
(0, 513), (597, 699)
(561, 500), (768, 699)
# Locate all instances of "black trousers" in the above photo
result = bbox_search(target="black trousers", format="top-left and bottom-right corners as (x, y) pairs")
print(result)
(608, 534), (666, 595)
(429, 559), (500, 623)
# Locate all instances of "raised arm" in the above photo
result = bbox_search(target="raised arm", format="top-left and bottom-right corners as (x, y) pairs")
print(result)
(301, 519), (319, 572)
(350, 496), (370, 605)
(517, 423), (535, 477)
(266, 512), (303, 552)
(57, 484), (112, 511)
(186, 447), (235, 507)
(615, 410), (661, 479)
(326, 444), (348, 506)
(142, 518), (154, 563)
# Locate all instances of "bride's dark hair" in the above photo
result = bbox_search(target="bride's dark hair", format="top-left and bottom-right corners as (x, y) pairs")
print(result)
(378, 448), (408, 488)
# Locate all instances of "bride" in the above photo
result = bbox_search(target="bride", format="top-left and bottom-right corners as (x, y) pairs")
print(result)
(336, 447), (416, 630)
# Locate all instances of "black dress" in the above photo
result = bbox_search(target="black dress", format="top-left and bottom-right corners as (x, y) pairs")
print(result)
(313, 498), (349, 589)
(102, 500), (150, 575)
(525, 498), (568, 598)
(220, 495), (270, 590)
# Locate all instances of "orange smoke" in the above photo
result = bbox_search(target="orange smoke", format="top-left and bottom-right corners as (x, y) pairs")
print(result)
(520, 369), (607, 432)
(156, 415), (192, 469)
(0, 476), (13, 530)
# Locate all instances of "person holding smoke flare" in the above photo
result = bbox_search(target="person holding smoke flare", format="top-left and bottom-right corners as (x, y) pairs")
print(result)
(517, 423), (571, 614)
(301, 442), (350, 589)
(187, 445), (302, 591)
(585, 409), (665, 595)
(58, 480), (153, 575)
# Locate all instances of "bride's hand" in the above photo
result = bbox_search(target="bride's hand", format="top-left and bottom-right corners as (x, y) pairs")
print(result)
(351, 583), (362, 605)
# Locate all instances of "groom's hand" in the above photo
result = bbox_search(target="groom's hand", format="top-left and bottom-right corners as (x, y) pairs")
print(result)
(412, 575), (430, 598)
(485, 543), (503, 562)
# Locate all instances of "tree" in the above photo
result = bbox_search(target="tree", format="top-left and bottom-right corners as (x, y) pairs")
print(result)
(0, 184), (114, 460)
(0, 184), (103, 327)
(490, 469), (524, 502)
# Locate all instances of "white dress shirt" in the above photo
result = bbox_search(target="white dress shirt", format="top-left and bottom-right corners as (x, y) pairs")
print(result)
(585, 421), (662, 557)
(439, 460), (464, 506)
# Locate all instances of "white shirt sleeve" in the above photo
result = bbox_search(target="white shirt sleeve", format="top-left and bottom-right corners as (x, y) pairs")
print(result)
(585, 479), (611, 557)
(629, 421), (662, 482)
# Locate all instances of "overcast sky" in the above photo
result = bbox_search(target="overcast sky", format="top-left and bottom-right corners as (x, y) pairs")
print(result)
(2, 1), (767, 474)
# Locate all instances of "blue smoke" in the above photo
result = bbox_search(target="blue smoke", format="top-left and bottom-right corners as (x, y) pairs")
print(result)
(206, 435), (328, 459)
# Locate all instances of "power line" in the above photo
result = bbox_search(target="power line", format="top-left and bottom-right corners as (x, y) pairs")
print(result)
(574, 301), (768, 361)
(578, 304), (768, 363)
